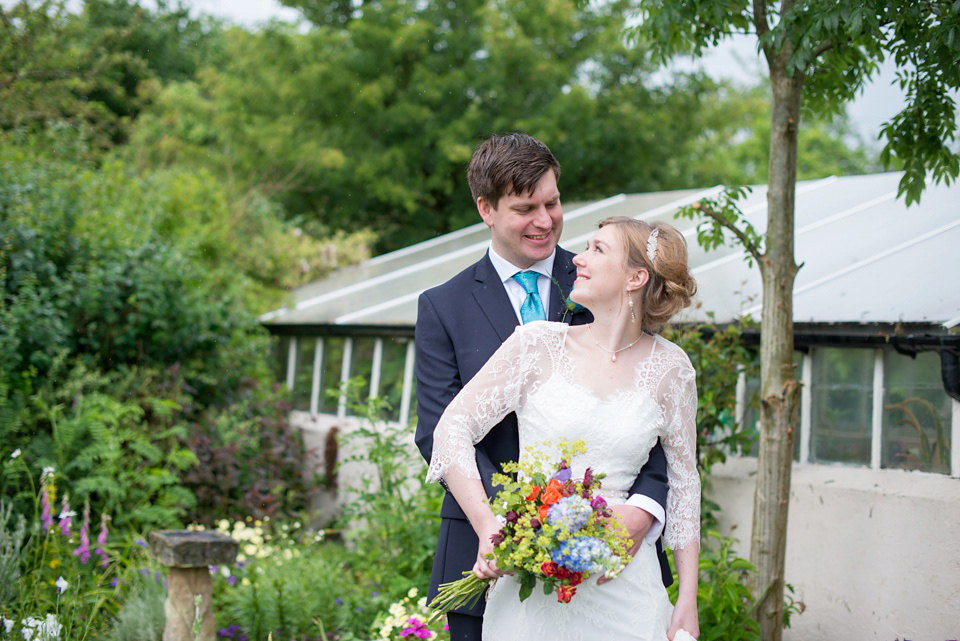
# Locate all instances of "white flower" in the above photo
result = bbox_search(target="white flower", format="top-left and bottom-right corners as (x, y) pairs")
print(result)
(10, 449), (21, 460)
(2, 616), (14, 633)
(55, 576), (68, 593)
(407, 587), (418, 599)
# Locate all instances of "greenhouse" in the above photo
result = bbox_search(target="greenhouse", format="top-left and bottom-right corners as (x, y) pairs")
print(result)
(262, 170), (960, 478)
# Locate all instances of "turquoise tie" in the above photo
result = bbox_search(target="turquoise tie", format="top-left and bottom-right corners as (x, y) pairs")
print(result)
(513, 271), (546, 324)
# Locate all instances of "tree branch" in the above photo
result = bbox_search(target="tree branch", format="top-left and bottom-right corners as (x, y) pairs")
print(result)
(693, 201), (764, 265)
(753, 0), (770, 38)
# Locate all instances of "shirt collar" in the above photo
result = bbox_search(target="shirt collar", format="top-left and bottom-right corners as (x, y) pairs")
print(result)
(488, 244), (557, 284)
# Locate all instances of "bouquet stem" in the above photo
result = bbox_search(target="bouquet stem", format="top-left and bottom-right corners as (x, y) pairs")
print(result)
(426, 572), (491, 624)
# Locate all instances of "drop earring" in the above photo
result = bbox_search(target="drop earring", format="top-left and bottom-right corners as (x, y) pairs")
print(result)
(629, 296), (636, 323)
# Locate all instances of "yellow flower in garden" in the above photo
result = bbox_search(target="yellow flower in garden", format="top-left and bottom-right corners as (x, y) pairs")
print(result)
(407, 587), (418, 599)
(49, 559), (61, 569)
(241, 578), (250, 586)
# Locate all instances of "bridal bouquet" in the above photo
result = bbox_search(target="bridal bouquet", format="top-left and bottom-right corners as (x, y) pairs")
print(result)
(427, 440), (632, 621)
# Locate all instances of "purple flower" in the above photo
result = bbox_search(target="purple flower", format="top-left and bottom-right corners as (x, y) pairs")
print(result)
(135, 540), (147, 548)
(96, 513), (110, 567)
(551, 468), (572, 483)
(590, 496), (607, 510)
(110, 577), (118, 588)
(139, 568), (150, 577)
(335, 598), (342, 606)
(59, 494), (73, 537)
(72, 501), (91, 563)
(40, 473), (55, 532)
(227, 575), (237, 586)
(209, 566), (219, 574)
(400, 618), (432, 640)
(582, 468), (594, 489)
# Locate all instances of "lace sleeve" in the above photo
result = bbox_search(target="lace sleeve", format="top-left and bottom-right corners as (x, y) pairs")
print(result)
(658, 353), (701, 550)
(425, 324), (542, 484)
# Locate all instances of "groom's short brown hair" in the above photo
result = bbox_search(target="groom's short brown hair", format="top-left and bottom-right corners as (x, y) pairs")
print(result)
(467, 133), (561, 209)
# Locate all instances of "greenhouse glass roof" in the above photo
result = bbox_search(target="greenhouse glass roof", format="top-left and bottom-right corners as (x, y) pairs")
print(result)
(261, 172), (960, 330)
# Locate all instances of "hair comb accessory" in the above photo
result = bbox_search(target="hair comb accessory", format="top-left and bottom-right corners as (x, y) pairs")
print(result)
(646, 227), (659, 264)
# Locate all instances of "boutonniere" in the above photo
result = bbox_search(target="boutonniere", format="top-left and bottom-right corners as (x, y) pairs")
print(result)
(551, 276), (587, 323)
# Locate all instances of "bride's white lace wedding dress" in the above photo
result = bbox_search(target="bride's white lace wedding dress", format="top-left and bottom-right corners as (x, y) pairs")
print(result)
(426, 321), (700, 641)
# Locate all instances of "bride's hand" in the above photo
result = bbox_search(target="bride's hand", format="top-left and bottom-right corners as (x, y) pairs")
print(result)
(472, 525), (505, 580)
(667, 596), (699, 640)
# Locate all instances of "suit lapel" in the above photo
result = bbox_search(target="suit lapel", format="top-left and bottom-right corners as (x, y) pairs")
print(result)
(473, 254), (520, 343)
(549, 248), (578, 323)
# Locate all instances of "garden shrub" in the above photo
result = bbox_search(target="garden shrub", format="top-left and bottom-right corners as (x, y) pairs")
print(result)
(182, 380), (324, 526)
(334, 393), (443, 597)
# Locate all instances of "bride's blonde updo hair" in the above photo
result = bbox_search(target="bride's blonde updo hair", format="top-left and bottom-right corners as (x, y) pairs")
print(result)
(597, 216), (697, 333)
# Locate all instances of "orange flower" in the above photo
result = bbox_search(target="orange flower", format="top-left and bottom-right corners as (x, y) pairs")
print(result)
(542, 479), (564, 506)
(526, 486), (542, 502)
(538, 504), (549, 521)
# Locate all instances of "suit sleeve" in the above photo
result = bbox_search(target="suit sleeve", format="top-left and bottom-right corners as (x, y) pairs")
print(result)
(627, 440), (670, 512)
(414, 292), (458, 465)
(413, 292), (504, 496)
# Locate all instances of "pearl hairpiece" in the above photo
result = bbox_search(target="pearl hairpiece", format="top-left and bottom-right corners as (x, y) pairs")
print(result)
(646, 227), (659, 264)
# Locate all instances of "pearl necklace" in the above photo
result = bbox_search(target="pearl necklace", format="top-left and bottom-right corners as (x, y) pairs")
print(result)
(587, 324), (644, 362)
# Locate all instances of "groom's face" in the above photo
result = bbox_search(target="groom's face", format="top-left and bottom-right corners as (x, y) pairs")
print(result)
(478, 170), (563, 269)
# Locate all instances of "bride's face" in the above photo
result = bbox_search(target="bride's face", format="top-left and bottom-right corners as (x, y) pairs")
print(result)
(570, 226), (632, 306)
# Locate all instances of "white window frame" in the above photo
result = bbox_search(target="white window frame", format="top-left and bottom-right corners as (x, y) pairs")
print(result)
(738, 347), (959, 477)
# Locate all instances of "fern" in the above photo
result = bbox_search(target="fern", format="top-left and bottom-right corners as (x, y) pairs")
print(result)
(0, 500), (28, 607)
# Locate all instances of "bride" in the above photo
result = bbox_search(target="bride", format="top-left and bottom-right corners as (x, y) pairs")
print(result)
(426, 216), (701, 641)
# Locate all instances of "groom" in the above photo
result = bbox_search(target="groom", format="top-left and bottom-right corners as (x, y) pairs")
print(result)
(414, 133), (672, 641)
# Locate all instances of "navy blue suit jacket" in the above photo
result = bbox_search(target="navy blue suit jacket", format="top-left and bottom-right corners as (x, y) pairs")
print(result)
(414, 248), (672, 617)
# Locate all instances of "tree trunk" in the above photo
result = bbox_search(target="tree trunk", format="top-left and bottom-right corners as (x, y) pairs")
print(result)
(749, 59), (803, 641)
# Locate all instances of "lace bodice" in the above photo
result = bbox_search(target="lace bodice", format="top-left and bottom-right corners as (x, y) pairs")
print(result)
(427, 321), (700, 550)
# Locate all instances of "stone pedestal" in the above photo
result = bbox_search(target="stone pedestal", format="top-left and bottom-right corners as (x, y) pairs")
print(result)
(149, 530), (238, 641)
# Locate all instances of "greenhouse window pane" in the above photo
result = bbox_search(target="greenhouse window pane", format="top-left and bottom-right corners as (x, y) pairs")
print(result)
(346, 337), (377, 417)
(273, 335), (291, 385)
(292, 337), (316, 411)
(882, 351), (951, 474)
(742, 351), (802, 459)
(319, 337), (346, 415)
(810, 348), (872, 466)
(378, 336), (410, 423)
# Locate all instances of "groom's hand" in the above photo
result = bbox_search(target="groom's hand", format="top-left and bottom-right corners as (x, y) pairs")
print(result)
(597, 505), (653, 585)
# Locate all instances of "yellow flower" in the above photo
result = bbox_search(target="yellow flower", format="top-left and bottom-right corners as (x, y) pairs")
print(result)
(49, 559), (61, 569)
(407, 587), (418, 599)
(241, 578), (251, 586)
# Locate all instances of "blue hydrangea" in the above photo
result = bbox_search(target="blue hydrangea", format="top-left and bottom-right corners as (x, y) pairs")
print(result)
(547, 495), (592, 535)
(549, 537), (614, 574)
